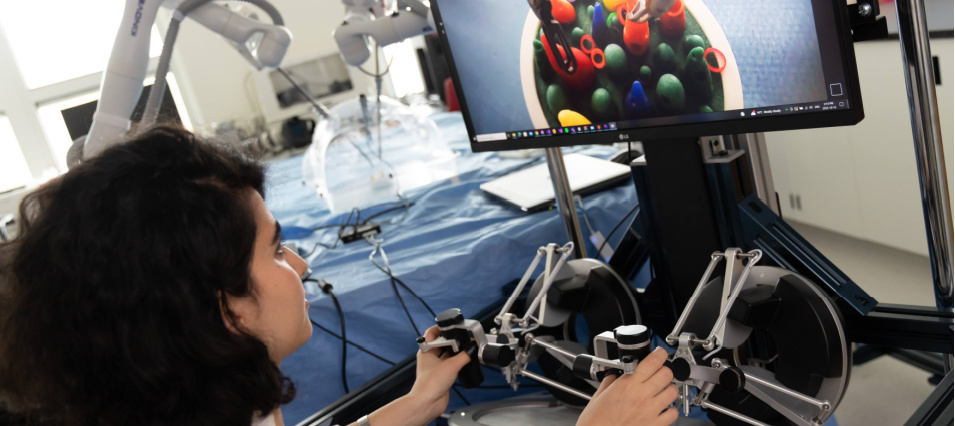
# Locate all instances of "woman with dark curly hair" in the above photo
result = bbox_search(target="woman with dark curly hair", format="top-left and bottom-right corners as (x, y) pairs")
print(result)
(0, 124), (677, 426)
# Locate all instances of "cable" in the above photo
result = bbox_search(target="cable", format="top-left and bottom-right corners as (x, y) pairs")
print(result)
(365, 238), (473, 405)
(574, 195), (597, 236)
(309, 278), (350, 393)
(390, 274), (421, 335)
(309, 319), (396, 366)
(452, 386), (472, 406)
(275, 67), (332, 119)
(360, 201), (416, 225)
(307, 207), (361, 252)
(368, 240), (437, 317)
(593, 204), (640, 260)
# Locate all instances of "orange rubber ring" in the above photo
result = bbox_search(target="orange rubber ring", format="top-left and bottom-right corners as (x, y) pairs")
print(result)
(580, 34), (595, 54)
(591, 48), (606, 69)
(704, 47), (726, 73)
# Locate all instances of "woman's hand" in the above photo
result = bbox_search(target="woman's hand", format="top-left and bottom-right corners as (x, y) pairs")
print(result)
(362, 326), (470, 426)
(576, 347), (679, 426)
(407, 325), (472, 423)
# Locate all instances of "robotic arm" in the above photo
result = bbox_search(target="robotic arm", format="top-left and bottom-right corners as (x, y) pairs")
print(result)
(81, 0), (292, 161)
(333, 0), (436, 66)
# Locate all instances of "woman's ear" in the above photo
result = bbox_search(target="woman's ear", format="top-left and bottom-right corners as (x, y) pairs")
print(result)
(218, 291), (242, 334)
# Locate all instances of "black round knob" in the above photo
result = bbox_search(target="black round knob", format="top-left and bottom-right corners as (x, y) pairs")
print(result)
(480, 344), (515, 367)
(719, 366), (746, 393)
(670, 357), (692, 382)
(614, 325), (650, 345)
(435, 308), (464, 328)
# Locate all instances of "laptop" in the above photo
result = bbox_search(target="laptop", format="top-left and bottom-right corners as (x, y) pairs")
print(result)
(480, 153), (631, 212)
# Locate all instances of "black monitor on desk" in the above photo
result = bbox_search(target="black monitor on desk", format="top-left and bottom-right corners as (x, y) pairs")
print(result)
(430, 0), (862, 152)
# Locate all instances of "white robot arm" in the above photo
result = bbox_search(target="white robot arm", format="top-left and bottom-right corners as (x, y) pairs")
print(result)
(333, 0), (435, 66)
(82, 0), (292, 161)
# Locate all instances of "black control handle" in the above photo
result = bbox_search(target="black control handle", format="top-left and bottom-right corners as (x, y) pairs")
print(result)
(457, 342), (484, 388)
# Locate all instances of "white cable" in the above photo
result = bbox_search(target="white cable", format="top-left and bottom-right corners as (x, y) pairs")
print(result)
(702, 340), (723, 361)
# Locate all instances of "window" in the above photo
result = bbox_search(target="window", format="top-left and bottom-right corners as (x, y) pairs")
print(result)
(0, 1), (163, 89)
(0, 115), (31, 194)
(384, 39), (426, 98)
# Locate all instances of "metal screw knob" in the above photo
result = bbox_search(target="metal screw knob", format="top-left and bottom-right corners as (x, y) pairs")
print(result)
(858, 3), (873, 17)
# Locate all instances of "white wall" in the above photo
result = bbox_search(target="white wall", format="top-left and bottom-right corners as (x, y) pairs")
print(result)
(167, 0), (382, 127)
(766, 37), (954, 256)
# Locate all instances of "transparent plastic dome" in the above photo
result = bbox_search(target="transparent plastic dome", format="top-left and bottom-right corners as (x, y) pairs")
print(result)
(302, 96), (457, 213)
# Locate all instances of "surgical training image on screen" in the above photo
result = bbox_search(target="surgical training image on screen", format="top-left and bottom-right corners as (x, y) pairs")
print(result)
(440, 0), (830, 135)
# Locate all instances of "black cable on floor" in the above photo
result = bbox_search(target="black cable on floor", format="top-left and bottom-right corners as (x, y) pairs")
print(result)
(370, 262), (437, 318)
(390, 275), (421, 336)
(316, 279), (350, 394)
(309, 318), (396, 366)
(360, 201), (416, 225)
(452, 386), (471, 406)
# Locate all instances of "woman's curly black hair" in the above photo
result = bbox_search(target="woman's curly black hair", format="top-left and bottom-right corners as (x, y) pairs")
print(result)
(0, 124), (295, 425)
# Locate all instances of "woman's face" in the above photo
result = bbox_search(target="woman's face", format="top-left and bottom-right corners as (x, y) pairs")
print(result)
(228, 189), (312, 363)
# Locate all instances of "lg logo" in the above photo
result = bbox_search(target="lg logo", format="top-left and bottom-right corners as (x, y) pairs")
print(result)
(618, 134), (630, 140)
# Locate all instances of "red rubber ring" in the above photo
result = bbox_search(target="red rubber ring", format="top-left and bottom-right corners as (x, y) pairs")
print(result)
(704, 47), (726, 73)
(580, 34), (595, 54)
(616, 5), (627, 22)
(591, 48), (605, 69)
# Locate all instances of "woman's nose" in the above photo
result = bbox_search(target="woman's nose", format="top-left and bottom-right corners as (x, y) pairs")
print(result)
(288, 248), (309, 278)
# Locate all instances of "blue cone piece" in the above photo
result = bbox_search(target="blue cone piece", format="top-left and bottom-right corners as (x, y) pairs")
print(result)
(592, 2), (608, 47)
(624, 81), (652, 118)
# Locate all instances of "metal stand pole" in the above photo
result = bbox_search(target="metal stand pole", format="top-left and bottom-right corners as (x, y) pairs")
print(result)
(545, 147), (587, 259)
(894, 0), (953, 371)
(727, 133), (780, 216)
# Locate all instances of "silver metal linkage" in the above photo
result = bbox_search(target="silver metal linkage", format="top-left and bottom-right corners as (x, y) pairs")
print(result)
(519, 369), (593, 401)
(699, 401), (772, 426)
(521, 242), (574, 326)
(706, 250), (762, 349)
(667, 252), (725, 345)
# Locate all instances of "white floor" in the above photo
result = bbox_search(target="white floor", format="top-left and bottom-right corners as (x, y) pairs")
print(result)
(787, 221), (942, 426)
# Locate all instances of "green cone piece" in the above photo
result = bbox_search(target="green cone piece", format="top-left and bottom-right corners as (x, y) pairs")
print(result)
(588, 5), (595, 16)
(652, 43), (678, 74)
(639, 65), (652, 82)
(571, 27), (585, 46)
(547, 84), (569, 112)
(682, 47), (713, 101)
(534, 39), (555, 80)
(699, 105), (713, 113)
(656, 74), (686, 113)
(591, 88), (613, 118)
(683, 35), (705, 53)
(604, 43), (628, 77)
(607, 12), (620, 29)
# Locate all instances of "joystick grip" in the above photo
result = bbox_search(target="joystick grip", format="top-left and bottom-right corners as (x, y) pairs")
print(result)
(457, 342), (484, 388)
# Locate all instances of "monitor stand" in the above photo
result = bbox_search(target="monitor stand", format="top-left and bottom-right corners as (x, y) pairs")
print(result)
(545, 147), (588, 259)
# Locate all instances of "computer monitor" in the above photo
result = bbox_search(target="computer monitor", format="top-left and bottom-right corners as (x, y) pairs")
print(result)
(430, 0), (863, 152)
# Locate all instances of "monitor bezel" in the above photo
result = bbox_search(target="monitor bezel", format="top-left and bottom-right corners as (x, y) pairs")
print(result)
(430, 0), (864, 153)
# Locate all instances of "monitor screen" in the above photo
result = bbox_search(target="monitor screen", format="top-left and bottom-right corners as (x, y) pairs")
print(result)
(431, 0), (863, 152)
